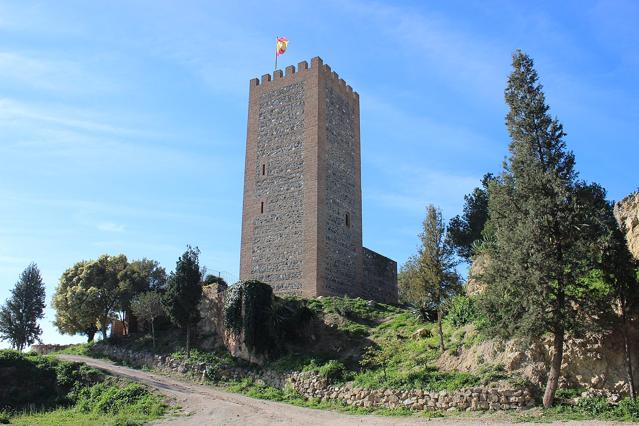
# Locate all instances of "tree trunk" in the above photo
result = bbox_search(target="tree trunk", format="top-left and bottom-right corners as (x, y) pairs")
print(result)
(621, 302), (636, 400)
(101, 324), (108, 341)
(151, 318), (156, 352)
(437, 307), (445, 352)
(186, 324), (191, 359)
(543, 327), (565, 407)
(86, 327), (96, 342)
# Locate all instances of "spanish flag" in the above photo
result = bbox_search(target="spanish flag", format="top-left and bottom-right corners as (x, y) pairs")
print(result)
(276, 36), (288, 56)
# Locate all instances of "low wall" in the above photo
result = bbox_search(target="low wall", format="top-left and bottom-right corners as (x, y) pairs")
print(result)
(31, 344), (75, 355)
(91, 344), (535, 412)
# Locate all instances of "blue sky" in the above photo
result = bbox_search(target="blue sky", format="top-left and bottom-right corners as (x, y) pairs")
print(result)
(1, 0), (637, 347)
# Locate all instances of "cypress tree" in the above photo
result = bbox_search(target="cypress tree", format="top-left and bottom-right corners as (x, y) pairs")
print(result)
(163, 246), (202, 358)
(480, 51), (606, 407)
(0, 264), (46, 351)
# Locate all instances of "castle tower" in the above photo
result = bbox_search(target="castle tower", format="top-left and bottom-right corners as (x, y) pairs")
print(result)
(240, 56), (397, 303)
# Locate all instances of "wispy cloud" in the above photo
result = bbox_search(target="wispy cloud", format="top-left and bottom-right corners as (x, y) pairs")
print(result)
(0, 51), (118, 94)
(97, 222), (125, 233)
(338, 0), (509, 100)
(366, 166), (479, 216)
(0, 98), (159, 138)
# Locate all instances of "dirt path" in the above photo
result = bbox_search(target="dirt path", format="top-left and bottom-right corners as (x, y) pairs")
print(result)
(59, 355), (629, 426)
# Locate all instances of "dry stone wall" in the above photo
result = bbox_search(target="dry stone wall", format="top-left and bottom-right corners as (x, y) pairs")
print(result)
(90, 344), (535, 412)
(251, 81), (306, 295)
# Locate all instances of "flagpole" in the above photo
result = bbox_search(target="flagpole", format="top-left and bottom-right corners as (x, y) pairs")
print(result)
(274, 36), (278, 71)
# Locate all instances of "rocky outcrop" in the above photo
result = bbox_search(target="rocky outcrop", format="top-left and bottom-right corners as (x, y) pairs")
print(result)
(614, 191), (639, 260)
(466, 254), (489, 296)
(437, 326), (639, 396)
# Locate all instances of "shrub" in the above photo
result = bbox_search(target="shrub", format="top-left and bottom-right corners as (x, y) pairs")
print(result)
(317, 360), (347, 383)
(0, 350), (71, 410)
(75, 382), (165, 417)
(445, 295), (484, 327)
(617, 397), (639, 419)
(575, 397), (610, 417)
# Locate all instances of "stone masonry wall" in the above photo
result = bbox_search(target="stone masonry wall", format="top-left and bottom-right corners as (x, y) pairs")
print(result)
(323, 83), (359, 296)
(361, 247), (398, 304)
(90, 344), (535, 412)
(250, 81), (306, 295)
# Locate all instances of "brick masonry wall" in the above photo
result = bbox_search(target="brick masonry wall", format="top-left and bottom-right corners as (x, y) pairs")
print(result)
(362, 247), (398, 304)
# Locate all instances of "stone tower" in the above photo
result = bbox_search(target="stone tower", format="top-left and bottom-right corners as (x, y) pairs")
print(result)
(240, 56), (397, 303)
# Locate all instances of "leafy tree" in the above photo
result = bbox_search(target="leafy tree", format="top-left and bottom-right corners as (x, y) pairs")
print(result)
(402, 205), (461, 351)
(479, 51), (609, 407)
(0, 264), (46, 351)
(52, 255), (128, 341)
(53, 261), (98, 342)
(131, 291), (165, 351)
(118, 259), (167, 333)
(447, 173), (495, 261)
(84, 255), (128, 339)
(163, 246), (203, 358)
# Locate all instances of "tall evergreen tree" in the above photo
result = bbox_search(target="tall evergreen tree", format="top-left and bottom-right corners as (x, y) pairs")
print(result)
(0, 264), (46, 351)
(403, 205), (461, 351)
(480, 51), (606, 407)
(447, 173), (495, 262)
(163, 246), (203, 358)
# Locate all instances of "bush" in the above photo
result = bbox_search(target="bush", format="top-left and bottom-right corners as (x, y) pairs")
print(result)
(575, 397), (610, 417)
(317, 360), (347, 383)
(0, 350), (100, 410)
(617, 397), (639, 419)
(75, 382), (165, 417)
(445, 295), (484, 327)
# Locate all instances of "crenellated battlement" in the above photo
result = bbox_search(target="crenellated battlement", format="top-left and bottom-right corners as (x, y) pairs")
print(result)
(249, 56), (358, 100)
(241, 53), (396, 303)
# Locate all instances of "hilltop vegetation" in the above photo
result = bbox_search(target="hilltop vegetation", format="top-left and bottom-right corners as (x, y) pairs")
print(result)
(0, 350), (166, 426)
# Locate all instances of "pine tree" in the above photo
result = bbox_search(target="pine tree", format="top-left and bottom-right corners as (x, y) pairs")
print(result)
(447, 173), (495, 262)
(480, 51), (606, 407)
(0, 264), (46, 351)
(404, 205), (461, 351)
(163, 246), (202, 358)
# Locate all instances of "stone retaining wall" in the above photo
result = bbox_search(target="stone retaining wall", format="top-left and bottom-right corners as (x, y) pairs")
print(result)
(90, 344), (535, 412)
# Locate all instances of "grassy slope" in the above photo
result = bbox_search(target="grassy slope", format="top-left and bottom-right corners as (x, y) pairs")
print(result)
(54, 296), (639, 422)
(0, 350), (167, 426)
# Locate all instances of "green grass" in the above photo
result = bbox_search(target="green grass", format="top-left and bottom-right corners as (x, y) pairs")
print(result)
(7, 381), (167, 426)
(514, 397), (639, 422)
(1, 350), (167, 426)
(51, 342), (95, 356)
